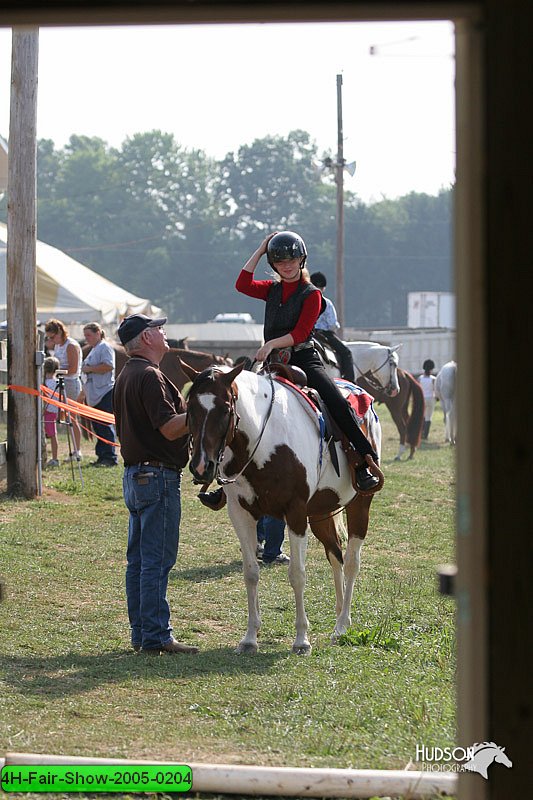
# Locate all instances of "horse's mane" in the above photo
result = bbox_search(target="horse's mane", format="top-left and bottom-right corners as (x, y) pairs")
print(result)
(470, 741), (500, 754)
(190, 364), (236, 390)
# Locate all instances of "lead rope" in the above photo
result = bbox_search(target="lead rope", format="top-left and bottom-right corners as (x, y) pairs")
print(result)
(217, 362), (276, 485)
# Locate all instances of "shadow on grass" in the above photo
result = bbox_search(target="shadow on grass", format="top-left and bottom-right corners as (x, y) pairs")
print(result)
(0, 646), (285, 700)
(172, 559), (244, 583)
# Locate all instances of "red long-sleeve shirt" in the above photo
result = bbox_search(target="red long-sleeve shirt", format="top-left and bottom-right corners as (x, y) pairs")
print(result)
(235, 270), (322, 345)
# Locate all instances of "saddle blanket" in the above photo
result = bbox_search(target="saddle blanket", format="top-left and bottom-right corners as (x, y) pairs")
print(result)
(334, 378), (377, 423)
(273, 375), (376, 424)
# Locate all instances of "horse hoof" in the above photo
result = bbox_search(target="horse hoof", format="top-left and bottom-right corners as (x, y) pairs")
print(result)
(394, 455), (402, 461)
(292, 643), (312, 656)
(236, 642), (258, 655)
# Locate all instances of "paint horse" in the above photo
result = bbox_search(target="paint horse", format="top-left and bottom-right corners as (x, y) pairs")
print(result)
(182, 360), (382, 655)
(435, 360), (457, 444)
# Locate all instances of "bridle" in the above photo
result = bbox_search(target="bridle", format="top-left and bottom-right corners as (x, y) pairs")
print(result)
(352, 348), (398, 396)
(188, 365), (276, 486)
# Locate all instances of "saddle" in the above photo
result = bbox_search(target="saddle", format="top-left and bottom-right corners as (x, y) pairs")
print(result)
(264, 366), (383, 495)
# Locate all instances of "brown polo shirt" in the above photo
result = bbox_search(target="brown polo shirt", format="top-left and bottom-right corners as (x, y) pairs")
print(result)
(112, 356), (188, 468)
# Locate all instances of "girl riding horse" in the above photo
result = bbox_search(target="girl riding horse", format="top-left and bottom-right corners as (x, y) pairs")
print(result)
(200, 231), (381, 509)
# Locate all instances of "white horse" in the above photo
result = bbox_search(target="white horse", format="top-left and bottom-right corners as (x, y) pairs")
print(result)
(182, 361), (382, 655)
(313, 335), (401, 398)
(435, 360), (457, 444)
(462, 742), (512, 779)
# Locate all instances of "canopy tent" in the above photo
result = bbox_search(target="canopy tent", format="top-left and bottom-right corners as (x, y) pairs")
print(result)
(0, 221), (163, 324)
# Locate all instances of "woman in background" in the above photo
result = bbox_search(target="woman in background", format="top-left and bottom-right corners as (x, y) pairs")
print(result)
(78, 322), (118, 467)
(44, 318), (83, 461)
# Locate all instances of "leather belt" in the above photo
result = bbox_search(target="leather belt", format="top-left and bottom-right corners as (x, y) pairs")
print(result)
(127, 460), (181, 472)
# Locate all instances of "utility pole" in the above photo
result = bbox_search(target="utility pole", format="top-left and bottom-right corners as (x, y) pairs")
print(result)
(7, 27), (39, 498)
(335, 73), (345, 339)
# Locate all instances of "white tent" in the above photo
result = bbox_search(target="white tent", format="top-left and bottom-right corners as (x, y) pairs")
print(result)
(0, 221), (163, 324)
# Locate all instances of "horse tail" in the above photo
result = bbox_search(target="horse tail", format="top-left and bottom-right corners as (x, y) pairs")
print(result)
(404, 372), (425, 448)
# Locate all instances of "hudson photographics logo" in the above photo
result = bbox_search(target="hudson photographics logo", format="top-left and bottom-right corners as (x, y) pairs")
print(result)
(415, 742), (512, 778)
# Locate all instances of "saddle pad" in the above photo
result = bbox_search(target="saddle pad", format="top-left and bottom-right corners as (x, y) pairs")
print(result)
(334, 378), (374, 422)
(273, 376), (323, 429)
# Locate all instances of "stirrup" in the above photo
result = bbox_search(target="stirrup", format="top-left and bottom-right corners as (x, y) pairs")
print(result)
(197, 487), (227, 511)
(355, 455), (385, 496)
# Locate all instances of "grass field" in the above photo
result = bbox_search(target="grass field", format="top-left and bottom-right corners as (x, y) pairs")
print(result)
(0, 402), (456, 799)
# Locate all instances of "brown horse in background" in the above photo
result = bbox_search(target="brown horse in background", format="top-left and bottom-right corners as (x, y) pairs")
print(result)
(81, 341), (231, 391)
(357, 368), (425, 460)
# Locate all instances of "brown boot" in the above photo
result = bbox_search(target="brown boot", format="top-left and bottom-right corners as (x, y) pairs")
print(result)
(197, 486), (226, 510)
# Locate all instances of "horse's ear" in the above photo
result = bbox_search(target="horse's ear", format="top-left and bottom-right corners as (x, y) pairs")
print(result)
(178, 358), (200, 382)
(392, 344), (403, 352)
(221, 360), (246, 386)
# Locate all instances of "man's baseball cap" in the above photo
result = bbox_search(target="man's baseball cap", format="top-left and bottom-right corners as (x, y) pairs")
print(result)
(117, 314), (167, 345)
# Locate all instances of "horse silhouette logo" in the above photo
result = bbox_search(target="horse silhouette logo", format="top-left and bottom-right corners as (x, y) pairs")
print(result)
(463, 742), (512, 779)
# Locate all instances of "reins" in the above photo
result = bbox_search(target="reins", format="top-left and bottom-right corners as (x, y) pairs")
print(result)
(188, 364), (276, 487)
(352, 348), (396, 395)
(218, 363), (276, 485)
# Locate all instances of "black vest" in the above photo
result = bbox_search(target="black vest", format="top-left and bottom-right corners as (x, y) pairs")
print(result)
(264, 280), (325, 342)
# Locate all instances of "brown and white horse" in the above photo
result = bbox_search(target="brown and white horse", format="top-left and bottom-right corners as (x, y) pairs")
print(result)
(358, 368), (425, 460)
(182, 361), (382, 655)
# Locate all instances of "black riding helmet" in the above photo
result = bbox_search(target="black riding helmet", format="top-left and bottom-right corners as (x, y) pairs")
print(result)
(267, 231), (307, 270)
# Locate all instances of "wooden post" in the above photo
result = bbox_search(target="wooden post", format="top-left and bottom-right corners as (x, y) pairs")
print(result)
(6, 27), (39, 498)
(335, 73), (345, 339)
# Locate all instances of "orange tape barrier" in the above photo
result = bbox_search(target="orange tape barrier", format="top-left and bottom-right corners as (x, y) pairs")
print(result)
(9, 384), (115, 424)
(9, 384), (119, 447)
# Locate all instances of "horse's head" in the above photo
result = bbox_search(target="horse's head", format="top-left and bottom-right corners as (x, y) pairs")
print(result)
(181, 359), (245, 485)
(463, 742), (512, 778)
(364, 345), (401, 397)
(493, 745), (512, 769)
(381, 346), (401, 397)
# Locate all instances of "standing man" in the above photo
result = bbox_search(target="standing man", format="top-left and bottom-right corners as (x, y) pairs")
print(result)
(310, 271), (355, 383)
(113, 314), (199, 655)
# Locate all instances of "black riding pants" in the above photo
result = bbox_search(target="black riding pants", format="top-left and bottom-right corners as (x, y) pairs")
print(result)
(290, 347), (378, 461)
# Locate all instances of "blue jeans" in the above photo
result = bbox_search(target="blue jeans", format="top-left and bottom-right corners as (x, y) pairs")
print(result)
(92, 390), (118, 464)
(123, 465), (182, 649)
(257, 515), (286, 563)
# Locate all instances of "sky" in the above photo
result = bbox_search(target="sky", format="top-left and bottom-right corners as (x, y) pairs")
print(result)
(0, 20), (455, 204)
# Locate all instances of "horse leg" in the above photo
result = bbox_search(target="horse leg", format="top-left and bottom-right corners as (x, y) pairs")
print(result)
(228, 503), (261, 654)
(332, 494), (372, 641)
(309, 514), (345, 642)
(389, 405), (407, 461)
(309, 515), (344, 644)
(286, 513), (311, 654)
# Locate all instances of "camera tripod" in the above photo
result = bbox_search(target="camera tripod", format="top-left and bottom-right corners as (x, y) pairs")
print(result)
(55, 373), (84, 486)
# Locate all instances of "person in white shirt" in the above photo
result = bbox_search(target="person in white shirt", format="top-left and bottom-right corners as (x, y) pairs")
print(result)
(44, 318), (83, 460)
(418, 359), (437, 440)
(310, 271), (355, 382)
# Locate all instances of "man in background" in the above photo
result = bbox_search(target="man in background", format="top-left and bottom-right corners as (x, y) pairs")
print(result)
(310, 271), (355, 383)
